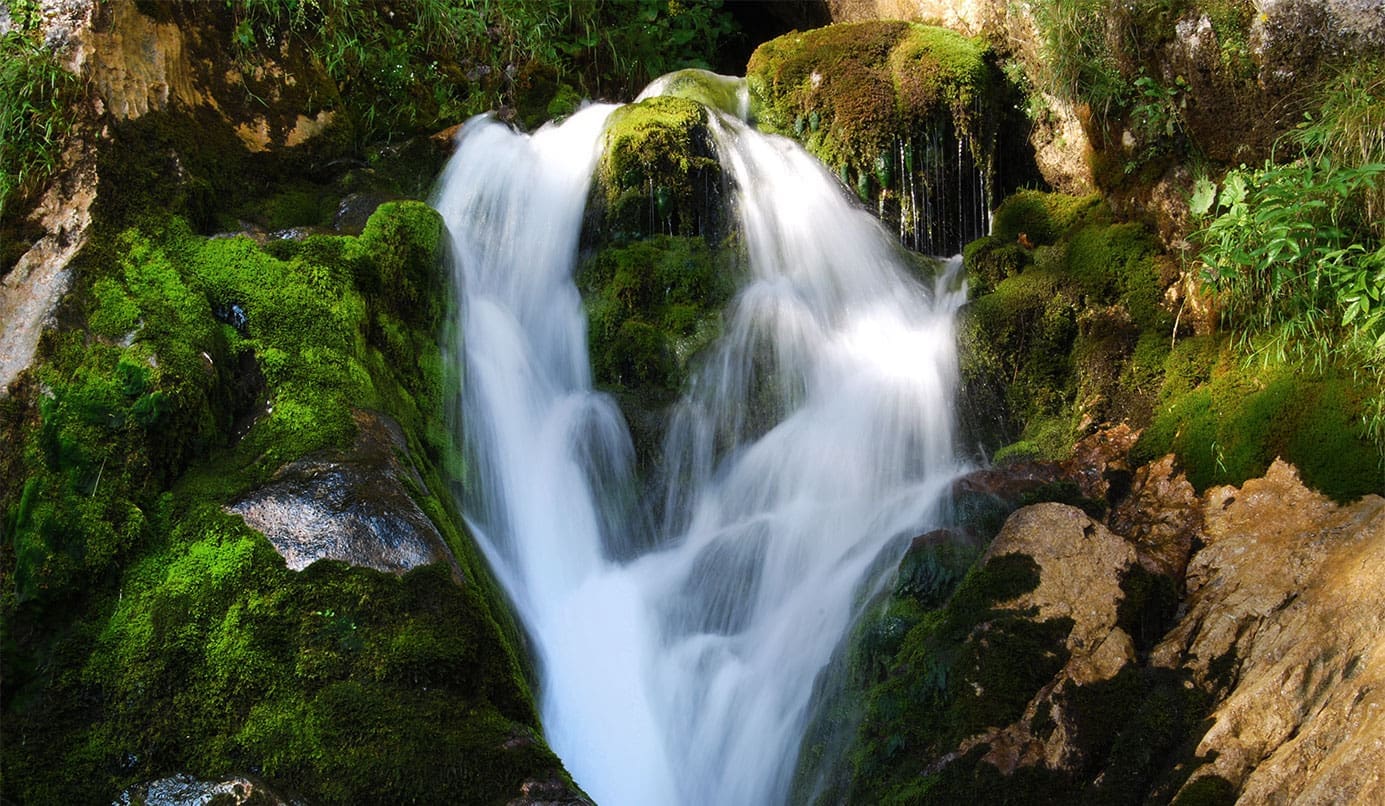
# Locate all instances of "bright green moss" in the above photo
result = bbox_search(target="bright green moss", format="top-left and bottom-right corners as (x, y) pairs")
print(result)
(4, 195), (565, 803)
(1132, 344), (1383, 501)
(594, 96), (724, 244)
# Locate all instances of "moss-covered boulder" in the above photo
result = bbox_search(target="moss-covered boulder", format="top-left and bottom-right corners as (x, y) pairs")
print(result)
(959, 191), (1176, 462)
(588, 96), (727, 246)
(747, 21), (1013, 253)
(0, 199), (579, 803)
(577, 235), (737, 474)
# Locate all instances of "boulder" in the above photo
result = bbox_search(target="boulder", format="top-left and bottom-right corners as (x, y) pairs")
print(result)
(230, 409), (462, 581)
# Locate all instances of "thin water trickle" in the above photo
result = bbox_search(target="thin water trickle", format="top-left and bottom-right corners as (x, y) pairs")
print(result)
(434, 81), (971, 805)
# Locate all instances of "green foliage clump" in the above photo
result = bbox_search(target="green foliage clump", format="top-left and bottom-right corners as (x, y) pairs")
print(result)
(0, 30), (82, 218)
(1190, 62), (1385, 447)
(594, 96), (725, 243)
(746, 21), (998, 248)
(1132, 344), (1382, 501)
(6, 506), (562, 803)
(1, 199), (553, 803)
(228, 0), (739, 137)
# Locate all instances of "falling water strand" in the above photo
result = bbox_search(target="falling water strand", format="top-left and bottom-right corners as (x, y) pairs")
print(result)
(435, 82), (969, 806)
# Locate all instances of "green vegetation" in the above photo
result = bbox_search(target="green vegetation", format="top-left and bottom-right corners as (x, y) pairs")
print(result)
(0, 30), (82, 218)
(961, 191), (1172, 461)
(846, 552), (1075, 802)
(593, 96), (726, 243)
(746, 21), (999, 246)
(1, 202), (566, 802)
(1190, 62), (1385, 449)
(577, 235), (737, 471)
(228, 0), (739, 137)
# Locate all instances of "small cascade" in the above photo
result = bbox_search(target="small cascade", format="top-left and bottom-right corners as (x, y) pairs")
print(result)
(434, 73), (971, 805)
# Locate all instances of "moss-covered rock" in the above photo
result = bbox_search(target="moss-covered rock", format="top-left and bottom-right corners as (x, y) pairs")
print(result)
(588, 96), (726, 245)
(1131, 341), (1383, 502)
(577, 235), (737, 473)
(1, 197), (573, 803)
(959, 190), (1177, 462)
(747, 21), (1008, 253)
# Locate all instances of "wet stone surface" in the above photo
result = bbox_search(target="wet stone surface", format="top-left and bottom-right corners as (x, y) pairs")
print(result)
(230, 409), (462, 581)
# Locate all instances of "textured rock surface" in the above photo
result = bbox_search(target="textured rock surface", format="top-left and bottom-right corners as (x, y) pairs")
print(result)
(1156, 460), (1385, 803)
(114, 773), (289, 806)
(230, 409), (462, 580)
(967, 503), (1140, 772)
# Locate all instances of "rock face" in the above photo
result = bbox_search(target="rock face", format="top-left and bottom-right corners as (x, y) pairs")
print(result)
(1157, 460), (1385, 803)
(844, 455), (1385, 803)
(230, 409), (462, 580)
(114, 773), (288, 806)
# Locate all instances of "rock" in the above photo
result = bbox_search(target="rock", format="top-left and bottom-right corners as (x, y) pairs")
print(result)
(1108, 453), (1200, 579)
(332, 191), (398, 235)
(1, 124), (96, 394)
(229, 409), (462, 581)
(984, 504), (1137, 668)
(1061, 423), (1140, 503)
(956, 503), (1141, 773)
(1153, 460), (1385, 803)
(113, 773), (290, 806)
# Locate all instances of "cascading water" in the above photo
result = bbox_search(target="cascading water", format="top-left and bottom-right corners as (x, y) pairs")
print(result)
(433, 77), (970, 805)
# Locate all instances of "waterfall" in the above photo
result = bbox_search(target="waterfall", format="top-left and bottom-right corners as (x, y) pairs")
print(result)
(433, 84), (969, 805)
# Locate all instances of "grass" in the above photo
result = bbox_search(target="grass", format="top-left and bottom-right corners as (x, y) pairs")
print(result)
(0, 30), (81, 219)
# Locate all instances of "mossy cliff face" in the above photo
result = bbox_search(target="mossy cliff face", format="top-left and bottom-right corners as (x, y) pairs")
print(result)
(959, 190), (1177, 465)
(747, 21), (1018, 253)
(1, 201), (581, 803)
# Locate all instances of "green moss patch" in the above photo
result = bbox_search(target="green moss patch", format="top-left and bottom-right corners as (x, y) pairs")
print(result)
(592, 96), (725, 244)
(747, 22), (1001, 251)
(960, 191), (1176, 461)
(1131, 344), (1383, 502)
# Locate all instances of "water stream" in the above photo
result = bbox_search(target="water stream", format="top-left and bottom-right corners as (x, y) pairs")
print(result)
(433, 82), (969, 805)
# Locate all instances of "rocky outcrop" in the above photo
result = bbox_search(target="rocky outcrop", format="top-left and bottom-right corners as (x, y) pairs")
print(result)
(1157, 460), (1385, 803)
(114, 773), (289, 806)
(230, 409), (463, 581)
(843, 453), (1385, 803)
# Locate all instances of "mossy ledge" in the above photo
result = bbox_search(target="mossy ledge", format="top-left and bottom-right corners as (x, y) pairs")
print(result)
(747, 21), (1033, 253)
(1, 200), (579, 802)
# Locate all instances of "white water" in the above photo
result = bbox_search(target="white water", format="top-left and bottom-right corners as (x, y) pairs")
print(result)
(434, 89), (969, 805)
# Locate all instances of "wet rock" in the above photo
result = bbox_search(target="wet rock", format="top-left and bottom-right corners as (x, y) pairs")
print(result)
(332, 191), (398, 235)
(1154, 460), (1385, 802)
(113, 773), (290, 806)
(229, 409), (462, 581)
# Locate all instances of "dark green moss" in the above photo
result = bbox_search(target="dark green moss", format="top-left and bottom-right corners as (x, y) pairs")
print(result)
(1172, 774), (1239, 805)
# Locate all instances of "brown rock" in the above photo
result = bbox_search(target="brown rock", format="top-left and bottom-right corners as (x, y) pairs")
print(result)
(1061, 423), (1140, 502)
(972, 503), (1140, 772)
(1154, 460), (1385, 803)
(1108, 453), (1201, 579)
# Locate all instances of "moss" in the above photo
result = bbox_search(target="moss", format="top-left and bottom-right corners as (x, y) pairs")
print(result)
(1172, 775), (1239, 805)
(747, 22), (999, 252)
(846, 552), (1077, 802)
(1132, 345), (1383, 501)
(960, 190), (1181, 461)
(3, 196), (565, 802)
(592, 96), (725, 244)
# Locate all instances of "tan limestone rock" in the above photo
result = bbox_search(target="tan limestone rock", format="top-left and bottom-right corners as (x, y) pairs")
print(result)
(1154, 461), (1385, 803)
